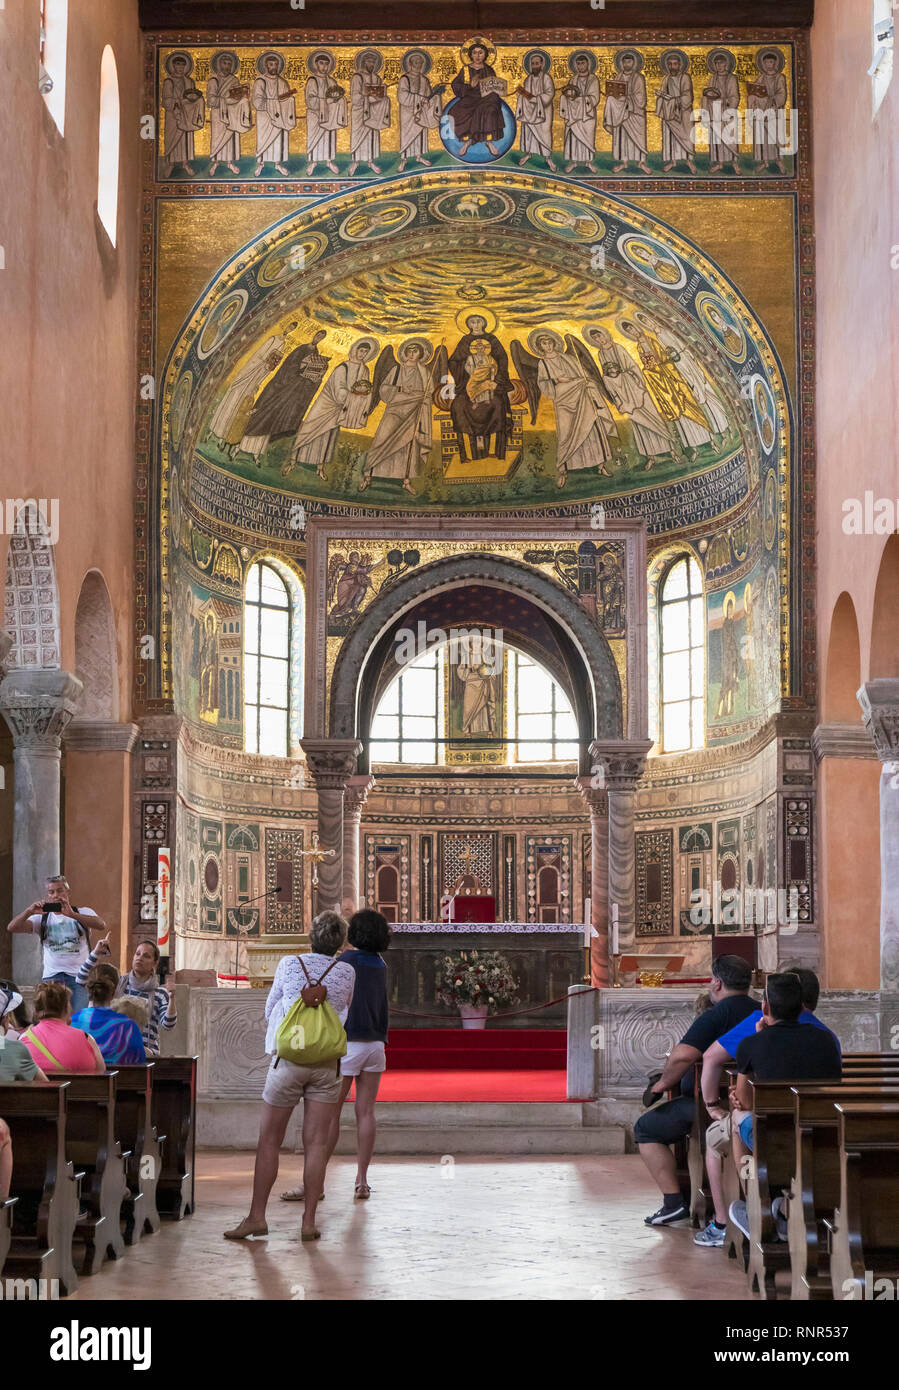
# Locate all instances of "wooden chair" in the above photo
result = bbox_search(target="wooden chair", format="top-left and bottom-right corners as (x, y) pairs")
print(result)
(114, 1062), (164, 1241)
(789, 1081), (899, 1300)
(153, 1056), (197, 1220)
(51, 1072), (129, 1274)
(0, 1082), (82, 1296)
(828, 1102), (899, 1299)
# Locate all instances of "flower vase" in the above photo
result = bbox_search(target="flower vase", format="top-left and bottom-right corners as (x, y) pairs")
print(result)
(459, 1004), (488, 1030)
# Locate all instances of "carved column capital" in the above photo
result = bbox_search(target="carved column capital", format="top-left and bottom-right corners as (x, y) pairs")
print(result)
(574, 775), (609, 818)
(588, 738), (652, 790)
(300, 738), (362, 790)
(344, 773), (376, 823)
(0, 668), (83, 751)
(857, 680), (899, 764)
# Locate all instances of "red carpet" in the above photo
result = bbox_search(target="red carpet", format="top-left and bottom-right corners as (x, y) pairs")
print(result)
(362, 1068), (569, 1102)
(343, 1028), (571, 1102)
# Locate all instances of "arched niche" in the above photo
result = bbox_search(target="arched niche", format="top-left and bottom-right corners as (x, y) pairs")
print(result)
(73, 570), (119, 720)
(869, 535), (899, 680)
(823, 591), (862, 722)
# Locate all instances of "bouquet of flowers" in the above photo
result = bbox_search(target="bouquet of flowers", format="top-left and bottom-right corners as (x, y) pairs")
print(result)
(437, 949), (520, 1012)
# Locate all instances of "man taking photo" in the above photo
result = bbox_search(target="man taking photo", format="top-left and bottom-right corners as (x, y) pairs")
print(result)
(7, 874), (104, 1013)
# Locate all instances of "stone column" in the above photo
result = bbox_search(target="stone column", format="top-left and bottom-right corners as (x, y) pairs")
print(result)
(589, 740), (651, 959)
(342, 774), (375, 915)
(300, 738), (361, 914)
(0, 668), (82, 983)
(575, 777), (610, 987)
(858, 681), (899, 990)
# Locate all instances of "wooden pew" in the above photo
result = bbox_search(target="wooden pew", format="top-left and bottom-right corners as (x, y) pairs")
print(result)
(114, 1063), (164, 1242)
(0, 1196), (16, 1276)
(0, 1082), (81, 1296)
(789, 1081), (899, 1300)
(152, 1056), (197, 1220)
(720, 1068), (749, 1269)
(687, 1068), (730, 1230)
(828, 1102), (899, 1299)
(51, 1072), (129, 1274)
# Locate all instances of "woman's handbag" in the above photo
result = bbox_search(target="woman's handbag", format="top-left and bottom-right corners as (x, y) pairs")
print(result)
(274, 957), (347, 1067)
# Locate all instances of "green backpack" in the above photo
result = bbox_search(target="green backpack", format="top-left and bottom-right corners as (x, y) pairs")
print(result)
(274, 956), (347, 1067)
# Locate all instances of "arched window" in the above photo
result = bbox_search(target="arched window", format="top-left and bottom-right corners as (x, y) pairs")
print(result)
(40, 0), (68, 134)
(370, 647), (442, 765)
(97, 46), (120, 244)
(510, 650), (578, 763)
(659, 555), (705, 752)
(244, 561), (290, 756)
(872, 0), (895, 117)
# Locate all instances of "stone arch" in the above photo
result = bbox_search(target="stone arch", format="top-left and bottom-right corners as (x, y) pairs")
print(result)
(328, 553), (621, 766)
(869, 534), (899, 679)
(74, 570), (118, 720)
(2, 506), (61, 668)
(823, 591), (861, 722)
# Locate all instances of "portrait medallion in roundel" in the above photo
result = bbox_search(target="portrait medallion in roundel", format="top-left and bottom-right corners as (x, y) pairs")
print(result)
(257, 231), (328, 286)
(695, 291), (747, 364)
(204, 856), (220, 895)
(439, 35), (517, 164)
(749, 373), (778, 455)
(197, 288), (248, 360)
(429, 189), (515, 224)
(617, 232), (686, 289)
(525, 197), (604, 243)
(338, 199), (417, 243)
(170, 371), (193, 448)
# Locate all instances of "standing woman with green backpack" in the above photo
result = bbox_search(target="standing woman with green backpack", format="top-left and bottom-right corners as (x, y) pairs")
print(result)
(224, 911), (355, 1244)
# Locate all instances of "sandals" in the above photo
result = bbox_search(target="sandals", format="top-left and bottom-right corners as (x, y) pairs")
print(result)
(223, 1217), (268, 1240)
(301, 1227), (321, 1241)
(354, 1182), (371, 1200)
(280, 1189), (324, 1203)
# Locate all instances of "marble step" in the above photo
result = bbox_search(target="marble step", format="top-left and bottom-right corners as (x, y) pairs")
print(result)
(333, 1102), (626, 1155)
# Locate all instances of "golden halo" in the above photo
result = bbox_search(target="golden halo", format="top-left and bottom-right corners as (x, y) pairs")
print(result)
(722, 589), (738, 615)
(527, 327), (563, 356)
(459, 35), (497, 67)
(455, 305), (498, 335)
(398, 336), (432, 361)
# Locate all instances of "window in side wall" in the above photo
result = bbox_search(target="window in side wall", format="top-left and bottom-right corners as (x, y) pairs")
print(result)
(97, 46), (120, 244)
(659, 555), (705, 753)
(871, 0), (895, 117)
(244, 561), (290, 757)
(40, 0), (68, 135)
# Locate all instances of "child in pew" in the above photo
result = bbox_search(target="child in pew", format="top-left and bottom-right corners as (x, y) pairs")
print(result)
(71, 965), (147, 1066)
(728, 972), (842, 1241)
(20, 980), (107, 1075)
(695, 966), (838, 1248)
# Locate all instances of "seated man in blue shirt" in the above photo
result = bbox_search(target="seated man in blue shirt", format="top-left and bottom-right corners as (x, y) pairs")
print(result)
(694, 966), (839, 1248)
(635, 954), (756, 1227)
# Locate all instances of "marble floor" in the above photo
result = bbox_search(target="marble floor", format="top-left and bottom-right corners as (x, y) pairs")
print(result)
(69, 1152), (752, 1301)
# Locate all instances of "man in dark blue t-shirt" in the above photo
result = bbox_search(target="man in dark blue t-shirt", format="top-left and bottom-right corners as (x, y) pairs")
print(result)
(635, 954), (756, 1227)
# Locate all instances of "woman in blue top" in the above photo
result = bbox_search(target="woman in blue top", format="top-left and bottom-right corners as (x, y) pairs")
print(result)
(71, 965), (146, 1066)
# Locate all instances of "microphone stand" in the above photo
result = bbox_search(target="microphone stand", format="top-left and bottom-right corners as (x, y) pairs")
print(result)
(232, 887), (282, 987)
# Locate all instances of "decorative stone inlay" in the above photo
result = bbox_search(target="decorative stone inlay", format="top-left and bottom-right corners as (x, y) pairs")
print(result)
(858, 681), (899, 763)
(811, 721), (877, 762)
(0, 668), (82, 749)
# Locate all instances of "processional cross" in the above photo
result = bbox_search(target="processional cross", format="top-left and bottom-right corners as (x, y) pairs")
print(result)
(300, 831), (336, 888)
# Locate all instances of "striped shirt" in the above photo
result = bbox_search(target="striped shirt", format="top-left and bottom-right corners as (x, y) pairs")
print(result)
(76, 950), (177, 1056)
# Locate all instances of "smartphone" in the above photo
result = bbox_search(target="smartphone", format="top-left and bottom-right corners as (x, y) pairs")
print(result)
(42, 901), (62, 912)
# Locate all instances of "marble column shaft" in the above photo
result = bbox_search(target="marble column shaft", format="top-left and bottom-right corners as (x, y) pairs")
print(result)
(342, 774), (375, 915)
(589, 741), (650, 961)
(0, 668), (82, 984)
(300, 738), (362, 915)
(858, 680), (899, 991)
(576, 778), (610, 988)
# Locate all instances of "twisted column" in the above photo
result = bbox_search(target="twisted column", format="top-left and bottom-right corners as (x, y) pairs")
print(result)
(0, 668), (82, 983)
(858, 681), (899, 990)
(300, 738), (361, 914)
(342, 773), (375, 916)
(589, 740), (651, 959)
(575, 777), (609, 987)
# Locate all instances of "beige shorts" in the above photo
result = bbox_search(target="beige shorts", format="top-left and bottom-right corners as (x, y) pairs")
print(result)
(705, 1114), (732, 1157)
(340, 1040), (387, 1076)
(262, 1056), (343, 1107)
